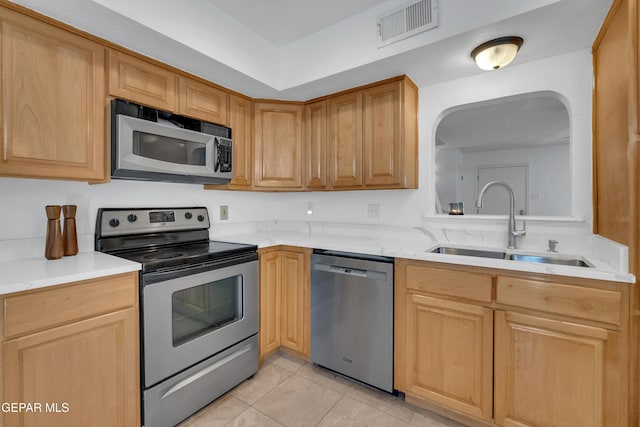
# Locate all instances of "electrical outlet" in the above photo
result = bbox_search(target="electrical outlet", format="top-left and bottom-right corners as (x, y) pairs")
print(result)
(220, 205), (229, 220)
(367, 204), (380, 219)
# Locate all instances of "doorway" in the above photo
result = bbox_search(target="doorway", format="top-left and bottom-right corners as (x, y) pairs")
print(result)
(476, 164), (528, 215)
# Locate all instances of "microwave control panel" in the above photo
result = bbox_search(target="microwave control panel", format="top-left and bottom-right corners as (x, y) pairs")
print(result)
(215, 138), (233, 173)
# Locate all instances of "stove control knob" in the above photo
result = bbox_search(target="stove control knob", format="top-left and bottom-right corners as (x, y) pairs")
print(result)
(197, 215), (205, 222)
(109, 218), (120, 228)
(127, 214), (137, 223)
(185, 212), (193, 220)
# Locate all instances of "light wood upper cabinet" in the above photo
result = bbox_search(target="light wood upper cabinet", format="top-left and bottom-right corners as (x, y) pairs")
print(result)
(108, 49), (177, 111)
(494, 311), (622, 427)
(304, 100), (328, 190)
(404, 293), (493, 421)
(253, 102), (303, 190)
(327, 77), (417, 190)
(0, 8), (106, 181)
(227, 94), (253, 189)
(363, 78), (418, 189)
(178, 77), (229, 125)
(328, 92), (363, 188)
(2, 273), (140, 427)
(363, 81), (402, 186)
(258, 246), (310, 360)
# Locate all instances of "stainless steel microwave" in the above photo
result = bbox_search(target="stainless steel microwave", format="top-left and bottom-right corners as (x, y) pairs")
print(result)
(111, 99), (233, 184)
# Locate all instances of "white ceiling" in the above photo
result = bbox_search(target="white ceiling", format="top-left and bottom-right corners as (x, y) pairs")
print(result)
(436, 93), (570, 151)
(206, 0), (390, 46)
(10, 0), (613, 100)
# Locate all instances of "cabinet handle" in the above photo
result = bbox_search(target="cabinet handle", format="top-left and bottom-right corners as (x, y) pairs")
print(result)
(2, 122), (7, 160)
(160, 343), (253, 399)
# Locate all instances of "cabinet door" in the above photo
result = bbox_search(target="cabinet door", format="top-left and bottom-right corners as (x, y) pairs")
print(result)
(253, 102), (303, 189)
(259, 251), (281, 358)
(3, 307), (139, 427)
(494, 311), (623, 427)
(0, 10), (105, 181)
(108, 50), (177, 111)
(592, 0), (637, 273)
(304, 100), (327, 189)
(405, 293), (493, 421)
(328, 92), (363, 189)
(363, 81), (402, 187)
(280, 250), (310, 356)
(227, 95), (253, 189)
(178, 77), (229, 125)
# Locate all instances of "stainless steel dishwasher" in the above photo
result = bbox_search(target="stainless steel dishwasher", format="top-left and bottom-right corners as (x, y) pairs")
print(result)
(310, 250), (394, 393)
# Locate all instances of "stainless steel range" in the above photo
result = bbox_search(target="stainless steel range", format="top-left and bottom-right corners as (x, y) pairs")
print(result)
(95, 207), (258, 427)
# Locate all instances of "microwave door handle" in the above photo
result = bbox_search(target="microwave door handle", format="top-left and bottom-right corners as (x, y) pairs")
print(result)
(214, 137), (220, 172)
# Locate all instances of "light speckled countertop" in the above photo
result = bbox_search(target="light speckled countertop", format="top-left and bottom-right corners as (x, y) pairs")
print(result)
(0, 220), (634, 296)
(214, 230), (635, 284)
(0, 252), (141, 295)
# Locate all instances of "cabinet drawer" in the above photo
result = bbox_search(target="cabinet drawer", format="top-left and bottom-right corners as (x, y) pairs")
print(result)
(404, 264), (493, 303)
(4, 272), (138, 339)
(496, 276), (622, 325)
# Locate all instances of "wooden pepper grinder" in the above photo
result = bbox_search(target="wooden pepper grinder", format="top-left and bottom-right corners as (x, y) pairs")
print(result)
(62, 205), (78, 256)
(45, 205), (64, 260)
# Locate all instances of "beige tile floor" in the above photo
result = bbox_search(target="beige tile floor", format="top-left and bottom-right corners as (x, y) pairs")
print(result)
(180, 352), (465, 427)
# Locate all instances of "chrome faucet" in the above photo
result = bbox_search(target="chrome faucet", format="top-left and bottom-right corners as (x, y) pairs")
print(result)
(475, 181), (526, 249)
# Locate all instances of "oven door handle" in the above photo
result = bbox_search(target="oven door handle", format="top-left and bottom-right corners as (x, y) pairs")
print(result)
(160, 343), (253, 399)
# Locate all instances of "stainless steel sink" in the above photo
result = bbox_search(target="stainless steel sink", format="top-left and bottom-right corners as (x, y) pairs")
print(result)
(509, 254), (593, 268)
(429, 246), (594, 268)
(429, 246), (506, 259)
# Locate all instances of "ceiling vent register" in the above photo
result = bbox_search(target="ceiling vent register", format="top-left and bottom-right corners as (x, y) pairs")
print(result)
(377, 0), (439, 47)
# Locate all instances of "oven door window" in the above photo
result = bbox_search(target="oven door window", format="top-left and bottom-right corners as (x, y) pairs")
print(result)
(172, 275), (242, 347)
(133, 131), (206, 166)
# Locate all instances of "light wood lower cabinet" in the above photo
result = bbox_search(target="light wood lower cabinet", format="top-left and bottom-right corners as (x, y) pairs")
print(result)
(404, 293), (493, 421)
(1, 272), (140, 427)
(494, 311), (621, 427)
(258, 246), (311, 360)
(259, 250), (282, 356)
(395, 258), (629, 427)
(280, 250), (310, 353)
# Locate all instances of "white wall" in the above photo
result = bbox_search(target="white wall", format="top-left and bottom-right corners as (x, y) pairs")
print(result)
(0, 49), (594, 247)
(422, 49), (593, 223)
(435, 146), (463, 212)
(0, 178), (277, 246)
(275, 49), (593, 226)
(456, 143), (571, 216)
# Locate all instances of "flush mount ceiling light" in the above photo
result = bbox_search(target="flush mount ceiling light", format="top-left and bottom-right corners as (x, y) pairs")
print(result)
(471, 36), (523, 70)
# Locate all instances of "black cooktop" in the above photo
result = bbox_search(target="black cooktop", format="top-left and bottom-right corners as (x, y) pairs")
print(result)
(95, 207), (257, 274)
(113, 240), (257, 272)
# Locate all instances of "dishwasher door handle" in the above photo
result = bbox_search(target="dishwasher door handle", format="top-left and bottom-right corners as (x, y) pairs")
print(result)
(313, 263), (387, 280)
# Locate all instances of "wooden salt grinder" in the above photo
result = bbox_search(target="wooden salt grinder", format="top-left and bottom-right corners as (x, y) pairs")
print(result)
(45, 205), (64, 260)
(62, 205), (78, 256)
